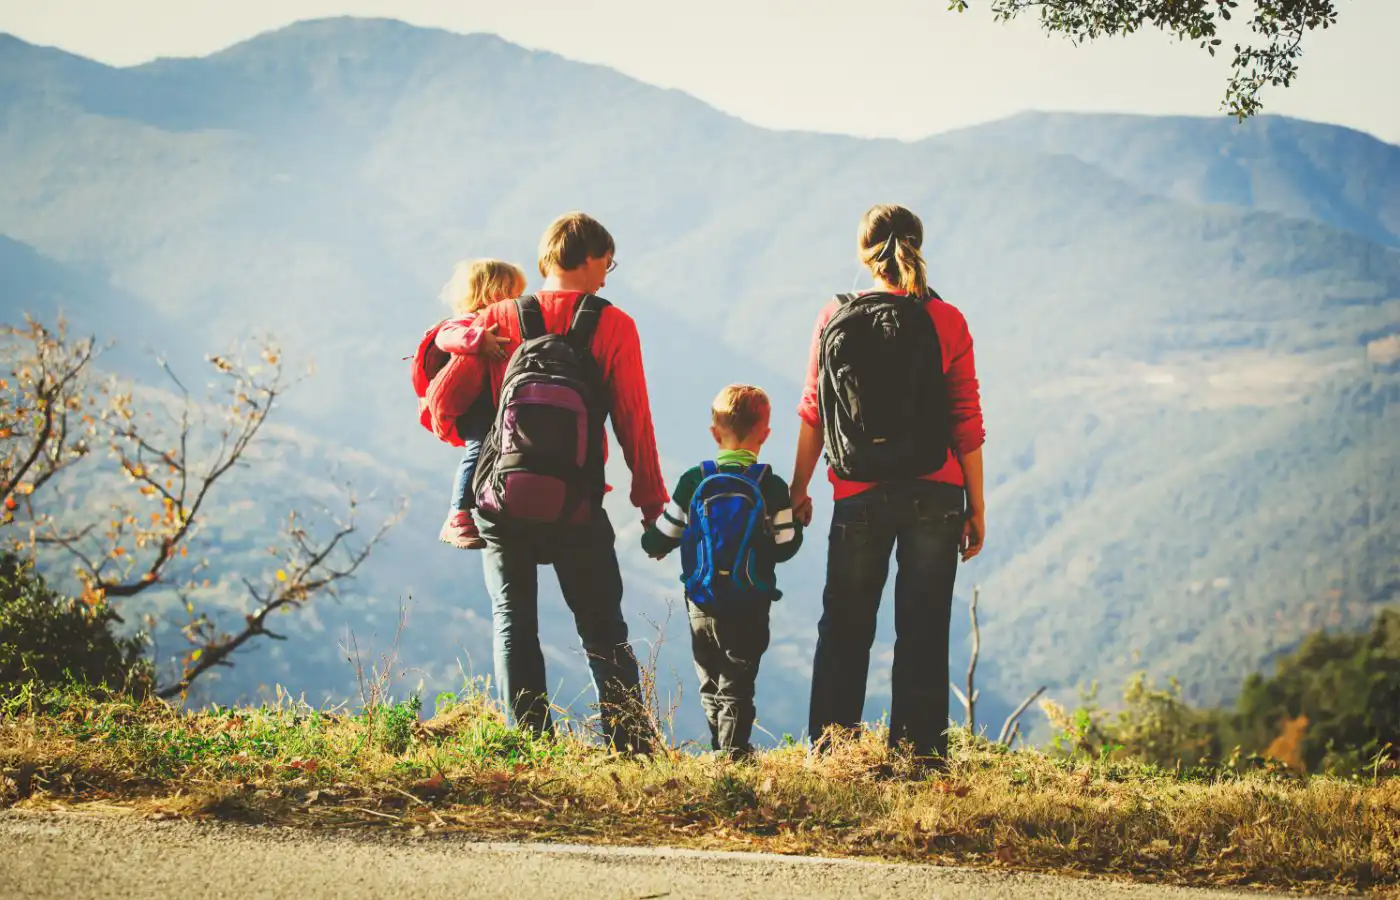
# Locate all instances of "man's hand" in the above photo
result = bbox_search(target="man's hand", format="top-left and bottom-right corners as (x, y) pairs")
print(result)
(639, 519), (669, 561)
(791, 486), (814, 527)
(479, 326), (509, 362)
(961, 508), (986, 562)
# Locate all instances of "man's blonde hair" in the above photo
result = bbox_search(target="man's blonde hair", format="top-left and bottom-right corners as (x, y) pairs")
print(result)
(537, 212), (615, 277)
(439, 259), (526, 315)
(712, 384), (771, 441)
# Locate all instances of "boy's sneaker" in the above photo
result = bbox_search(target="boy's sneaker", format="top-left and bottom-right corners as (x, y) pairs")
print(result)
(439, 511), (485, 550)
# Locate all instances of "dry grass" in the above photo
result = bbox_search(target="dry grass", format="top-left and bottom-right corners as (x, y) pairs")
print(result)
(1, 684), (1396, 894)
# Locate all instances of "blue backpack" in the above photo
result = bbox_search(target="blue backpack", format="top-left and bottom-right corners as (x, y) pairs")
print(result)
(680, 461), (774, 611)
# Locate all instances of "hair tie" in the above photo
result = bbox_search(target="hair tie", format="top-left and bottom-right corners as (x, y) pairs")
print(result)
(875, 233), (899, 263)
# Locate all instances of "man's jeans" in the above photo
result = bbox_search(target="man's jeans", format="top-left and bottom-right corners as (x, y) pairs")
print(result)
(808, 481), (964, 759)
(478, 510), (650, 751)
(687, 600), (771, 757)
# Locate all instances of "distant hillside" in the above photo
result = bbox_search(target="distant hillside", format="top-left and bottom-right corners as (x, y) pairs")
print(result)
(934, 111), (1400, 248)
(1, 18), (1396, 741)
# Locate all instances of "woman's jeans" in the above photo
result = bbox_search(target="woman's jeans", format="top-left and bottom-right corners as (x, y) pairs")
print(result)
(808, 480), (964, 759)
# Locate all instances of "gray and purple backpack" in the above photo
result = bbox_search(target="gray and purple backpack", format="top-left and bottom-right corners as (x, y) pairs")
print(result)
(472, 294), (610, 525)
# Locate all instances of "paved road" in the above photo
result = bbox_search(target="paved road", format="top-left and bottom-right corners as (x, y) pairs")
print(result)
(0, 810), (1287, 900)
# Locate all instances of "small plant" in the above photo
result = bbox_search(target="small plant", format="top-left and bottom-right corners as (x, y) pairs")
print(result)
(709, 771), (758, 815)
(368, 695), (421, 756)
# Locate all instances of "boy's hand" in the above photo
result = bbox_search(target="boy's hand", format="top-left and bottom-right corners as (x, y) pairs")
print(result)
(640, 528), (669, 561)
(479, 326), (509, 362)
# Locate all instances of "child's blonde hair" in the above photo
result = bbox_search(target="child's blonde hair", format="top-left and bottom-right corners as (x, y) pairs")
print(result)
(439, 259), (527, 315)
(712, 384), (771, 441)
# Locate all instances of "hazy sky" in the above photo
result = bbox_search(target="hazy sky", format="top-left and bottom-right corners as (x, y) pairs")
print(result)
(3, 0), (1397, 143)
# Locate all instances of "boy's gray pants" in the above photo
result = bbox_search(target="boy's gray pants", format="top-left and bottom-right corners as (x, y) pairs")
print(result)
(686, 599), (771, 755)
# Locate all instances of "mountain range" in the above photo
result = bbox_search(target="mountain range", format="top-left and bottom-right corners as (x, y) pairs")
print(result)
(1, 17), (1396, 743)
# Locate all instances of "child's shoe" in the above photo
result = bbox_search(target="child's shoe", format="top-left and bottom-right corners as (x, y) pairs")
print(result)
(439, 510), (485, 550)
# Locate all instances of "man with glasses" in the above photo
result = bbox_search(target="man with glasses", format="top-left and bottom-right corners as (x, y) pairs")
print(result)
(428, 211), (667, 753)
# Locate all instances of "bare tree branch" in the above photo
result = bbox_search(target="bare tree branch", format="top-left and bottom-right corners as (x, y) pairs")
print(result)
(4, 319), (401, 698)
(998, 685), (1048, 745)
(157, 496), (402, 699)
(93, 347), (283, 599)
(966, 586), (979, 733)
(951, 586), (981, 733)
(1, 317), (96, 519)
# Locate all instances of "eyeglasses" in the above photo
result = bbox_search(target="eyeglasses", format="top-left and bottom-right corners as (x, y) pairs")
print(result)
(606, 258), (618, 273)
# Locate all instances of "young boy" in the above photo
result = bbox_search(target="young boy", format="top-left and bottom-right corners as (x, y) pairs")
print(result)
(642, 384), (803, 759)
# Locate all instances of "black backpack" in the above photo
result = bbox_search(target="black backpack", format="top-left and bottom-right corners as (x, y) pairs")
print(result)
(817, 290), (952, 482)
(472, 294), (611, 525)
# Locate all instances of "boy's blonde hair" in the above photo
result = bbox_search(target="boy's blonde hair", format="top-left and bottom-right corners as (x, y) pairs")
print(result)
(712, 384), (771, 441)
(537, 212), (615, 277)
(439, 259), (526, 315)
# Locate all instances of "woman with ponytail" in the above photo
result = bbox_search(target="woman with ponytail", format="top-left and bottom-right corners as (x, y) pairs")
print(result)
(791, 204), (986, 768)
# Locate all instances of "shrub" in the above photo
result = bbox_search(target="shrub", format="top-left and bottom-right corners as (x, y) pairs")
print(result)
(1112, 673), (1224, 768)
(1225, 608), (1400, 775)
(0, 552), (153, 698)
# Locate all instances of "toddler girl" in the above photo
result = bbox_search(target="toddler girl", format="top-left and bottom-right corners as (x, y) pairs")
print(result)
(432, 259), (526, 548)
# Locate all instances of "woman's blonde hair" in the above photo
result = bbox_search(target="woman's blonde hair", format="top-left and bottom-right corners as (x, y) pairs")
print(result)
(439, 259), (527, 315)
(858, 204), (928, 297)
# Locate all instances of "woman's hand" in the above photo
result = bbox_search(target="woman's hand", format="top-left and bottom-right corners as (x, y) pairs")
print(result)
(961, 507), (985, 562)
(790, 420), (824, 528)
(479, 326), (509, 362)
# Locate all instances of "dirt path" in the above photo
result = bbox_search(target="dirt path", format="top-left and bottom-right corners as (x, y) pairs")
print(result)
(0, 810), (1294, 900)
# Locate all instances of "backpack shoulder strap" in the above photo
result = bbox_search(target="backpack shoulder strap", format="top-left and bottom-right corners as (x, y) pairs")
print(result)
(700, 460), (719, 480)
(835, 292), (859, 308)
(565, 294), (612, 352)
(742, 463), (770, 486)
(516, 295), (545, 341)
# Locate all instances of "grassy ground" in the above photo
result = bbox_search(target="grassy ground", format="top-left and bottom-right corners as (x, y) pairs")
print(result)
(2, 683), (1397, 895)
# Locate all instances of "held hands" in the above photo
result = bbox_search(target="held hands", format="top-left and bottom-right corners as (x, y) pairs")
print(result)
(640, 516), (668, 560)
(961, 507), (986, 562)
(791, 487), (814, 527)
(479, 326), (510, 362)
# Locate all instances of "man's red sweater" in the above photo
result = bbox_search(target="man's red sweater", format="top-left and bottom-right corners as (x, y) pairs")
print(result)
(426, 291), (669, 523)
(797, 291), (986, 501)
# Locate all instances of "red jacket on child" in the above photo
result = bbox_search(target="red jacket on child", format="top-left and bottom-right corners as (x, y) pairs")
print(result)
(412, 313), (487, 432)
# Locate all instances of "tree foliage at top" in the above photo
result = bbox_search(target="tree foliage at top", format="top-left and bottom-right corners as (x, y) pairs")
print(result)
(951, 0), (1341, 118)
